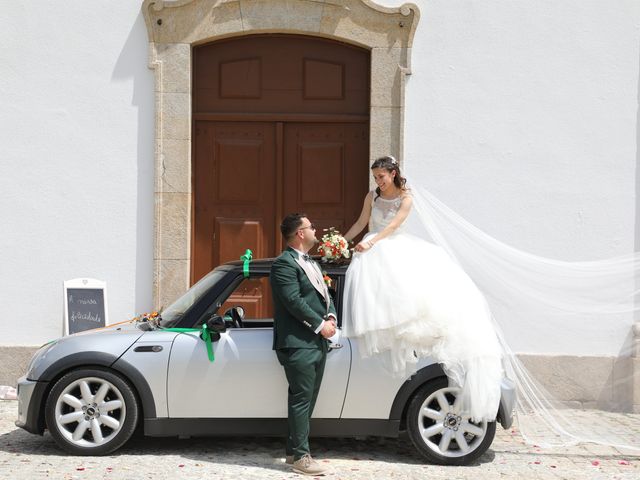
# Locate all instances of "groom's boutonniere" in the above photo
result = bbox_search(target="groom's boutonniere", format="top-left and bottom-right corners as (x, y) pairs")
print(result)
(322, 271), (333, 288)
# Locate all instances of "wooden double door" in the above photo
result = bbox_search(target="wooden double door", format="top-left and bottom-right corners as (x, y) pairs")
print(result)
(191, 34), (370, 317)
(193, 121), (368, 278)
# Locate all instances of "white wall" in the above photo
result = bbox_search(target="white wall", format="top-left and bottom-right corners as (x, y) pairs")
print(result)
(381, 0), (640, 354)
(0, 1), (155, 344)
(1, 0), (639, 355)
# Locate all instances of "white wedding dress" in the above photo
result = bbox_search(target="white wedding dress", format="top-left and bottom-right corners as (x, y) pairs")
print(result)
(342, 193), (503, 421)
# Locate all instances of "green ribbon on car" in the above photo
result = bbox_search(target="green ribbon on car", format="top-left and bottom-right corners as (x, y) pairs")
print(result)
(162, 324), (215, 362)
(159, 249), (252, 361)
(241, 249), (253, 278)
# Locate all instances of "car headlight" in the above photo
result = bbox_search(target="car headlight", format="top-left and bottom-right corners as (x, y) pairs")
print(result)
(26, 340), (57, 379)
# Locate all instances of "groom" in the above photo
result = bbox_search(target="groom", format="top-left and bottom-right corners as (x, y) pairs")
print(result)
(270, 213), (337, 476)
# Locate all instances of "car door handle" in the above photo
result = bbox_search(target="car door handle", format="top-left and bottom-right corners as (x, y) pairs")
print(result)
(328, 342), (343, 350)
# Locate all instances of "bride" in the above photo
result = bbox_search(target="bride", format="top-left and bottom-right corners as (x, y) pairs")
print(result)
(341, 155), (503, 422)
(340, 154), (640, 452)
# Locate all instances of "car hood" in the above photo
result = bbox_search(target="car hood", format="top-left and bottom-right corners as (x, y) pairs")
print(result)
(27, 321), (153, 381)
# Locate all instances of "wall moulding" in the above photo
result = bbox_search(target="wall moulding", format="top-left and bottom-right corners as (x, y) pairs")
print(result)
(141, 0), (420, 307)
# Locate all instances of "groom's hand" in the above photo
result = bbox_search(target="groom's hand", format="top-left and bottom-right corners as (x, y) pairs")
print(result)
(320, 320), (336, 338)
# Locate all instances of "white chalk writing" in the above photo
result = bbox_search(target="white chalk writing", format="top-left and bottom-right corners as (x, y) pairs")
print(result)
(76, 298), (97, 305)
(70, 311), (102, 323)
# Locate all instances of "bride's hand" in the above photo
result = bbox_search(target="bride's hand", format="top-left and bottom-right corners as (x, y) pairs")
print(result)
(354, 240), (373, 252)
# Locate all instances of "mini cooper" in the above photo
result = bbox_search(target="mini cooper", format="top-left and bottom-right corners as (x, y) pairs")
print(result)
(16, 258), (515, 465)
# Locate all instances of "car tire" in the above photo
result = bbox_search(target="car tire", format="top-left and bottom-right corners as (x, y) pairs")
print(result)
(406, 377), (496, 465)
(44, 368), (139, 455)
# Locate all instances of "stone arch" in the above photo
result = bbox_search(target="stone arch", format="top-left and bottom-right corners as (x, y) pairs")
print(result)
(141, 0), (420, 307)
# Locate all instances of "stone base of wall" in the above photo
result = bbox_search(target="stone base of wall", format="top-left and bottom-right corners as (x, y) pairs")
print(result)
(0, 346), (38, 386)
(1, 347), (639, 412)
(634, 357), (640, 413)
(518, 354), (635, 412)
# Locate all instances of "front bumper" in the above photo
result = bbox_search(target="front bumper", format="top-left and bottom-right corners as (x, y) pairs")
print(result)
(14, 375), (47, 435)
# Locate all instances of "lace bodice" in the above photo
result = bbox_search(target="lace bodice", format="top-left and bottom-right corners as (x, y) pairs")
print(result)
(369, 193), (404, 234)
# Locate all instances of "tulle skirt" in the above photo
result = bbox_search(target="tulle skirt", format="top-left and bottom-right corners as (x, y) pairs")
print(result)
(343, 231), (503, 421)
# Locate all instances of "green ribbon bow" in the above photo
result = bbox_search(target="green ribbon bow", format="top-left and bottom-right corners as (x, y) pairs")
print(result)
(162, 324), (215, 362)
(241, 249), (253, 278)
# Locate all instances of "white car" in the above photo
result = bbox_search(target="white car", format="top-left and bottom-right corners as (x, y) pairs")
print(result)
(16, 258), (515, 465)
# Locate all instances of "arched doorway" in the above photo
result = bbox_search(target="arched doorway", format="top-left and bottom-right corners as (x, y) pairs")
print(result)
(192, 35), (370, 315)
(142, 0), (419, 309)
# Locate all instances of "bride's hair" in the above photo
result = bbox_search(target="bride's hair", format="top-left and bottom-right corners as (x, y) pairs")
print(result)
(371, 155), (407, 200)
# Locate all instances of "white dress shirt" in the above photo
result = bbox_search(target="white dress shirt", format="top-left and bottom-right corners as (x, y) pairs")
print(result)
(291, 247), (337, 333)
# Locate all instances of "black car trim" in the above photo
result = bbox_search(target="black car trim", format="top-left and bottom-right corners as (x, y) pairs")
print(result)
(27, 352), (157, 433)
(22, 352), (122, 436)
(173, 270), (239, 329)
(38, 351), (118, 382)
(17, 380), (49, 435)
(388, 363), (448, 421)
(111, 357), (157, 418)
(145, 418), (400, 438)
(390, 364), (513, 427)
(497, 402), (512, 429)
(178, 262), (349, 330)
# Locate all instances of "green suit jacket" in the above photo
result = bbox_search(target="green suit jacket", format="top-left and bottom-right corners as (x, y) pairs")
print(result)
(270, 247), (337, 351)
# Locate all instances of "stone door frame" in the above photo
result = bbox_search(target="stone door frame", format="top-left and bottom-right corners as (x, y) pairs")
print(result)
(141, 0), (420, 308)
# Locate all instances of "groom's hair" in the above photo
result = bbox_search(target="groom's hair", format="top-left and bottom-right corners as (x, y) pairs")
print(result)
(280, 213), (307, 240)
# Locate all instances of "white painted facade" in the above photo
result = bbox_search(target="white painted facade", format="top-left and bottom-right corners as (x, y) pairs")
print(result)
(1, 1), (155, 345)
(1, 1), (639, 355)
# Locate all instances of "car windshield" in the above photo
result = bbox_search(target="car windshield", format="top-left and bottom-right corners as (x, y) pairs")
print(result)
(158, 269), (228, 328)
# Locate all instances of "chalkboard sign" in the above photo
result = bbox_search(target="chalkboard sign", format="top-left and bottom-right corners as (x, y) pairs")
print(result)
(63, 279), (108, 335)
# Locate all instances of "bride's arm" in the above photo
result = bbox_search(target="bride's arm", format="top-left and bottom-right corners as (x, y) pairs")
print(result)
(355, 195), (412, 252)
(343, 192), (373, 242)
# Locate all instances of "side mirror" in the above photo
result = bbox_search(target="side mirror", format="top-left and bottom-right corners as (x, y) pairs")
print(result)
(204, 314), (226, 341)
(223, 306), (245, 328)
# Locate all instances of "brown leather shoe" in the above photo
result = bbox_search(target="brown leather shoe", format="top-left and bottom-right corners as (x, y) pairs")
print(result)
(292, 454), (327, 476)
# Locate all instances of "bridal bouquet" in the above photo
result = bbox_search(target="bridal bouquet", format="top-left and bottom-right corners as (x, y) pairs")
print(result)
(317, 227), (351, 263)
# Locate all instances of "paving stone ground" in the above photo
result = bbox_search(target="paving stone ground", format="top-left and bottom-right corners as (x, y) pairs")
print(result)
(0, 400), (638, 479)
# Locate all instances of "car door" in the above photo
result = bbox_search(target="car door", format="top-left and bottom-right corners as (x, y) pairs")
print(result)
(166, 274), (350, 419)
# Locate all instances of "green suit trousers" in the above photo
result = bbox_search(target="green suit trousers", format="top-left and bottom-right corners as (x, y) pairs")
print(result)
(276, 347), (326, 460)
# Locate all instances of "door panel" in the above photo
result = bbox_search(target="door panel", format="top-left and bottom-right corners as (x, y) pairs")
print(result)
(283, 123), (369, 238)
(166, 329), (350, 418)
(194, 34), (369, 115)
(193, 121), (276, 286)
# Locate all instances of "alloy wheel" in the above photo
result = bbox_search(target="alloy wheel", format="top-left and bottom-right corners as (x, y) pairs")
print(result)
(416, 386), (488, 458)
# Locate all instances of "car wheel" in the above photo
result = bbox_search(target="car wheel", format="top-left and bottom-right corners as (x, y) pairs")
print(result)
(44, 368), (139, 455)
(406, 378), (496, 465)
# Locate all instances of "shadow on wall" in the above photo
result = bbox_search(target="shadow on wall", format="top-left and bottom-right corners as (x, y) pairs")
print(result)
(635, 35), (640, 252)
(111, 11), (155, 315)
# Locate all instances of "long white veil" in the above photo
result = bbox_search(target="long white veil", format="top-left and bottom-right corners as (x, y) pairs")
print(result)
(409, 185), (640, 452)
